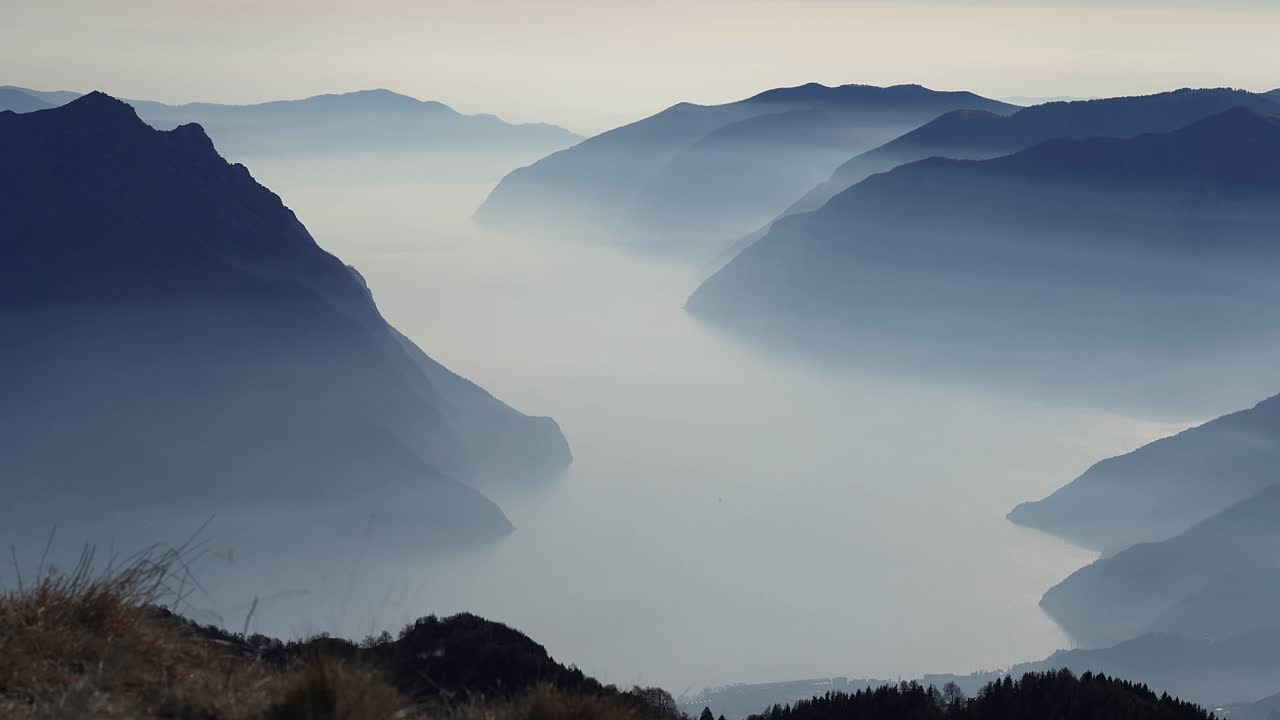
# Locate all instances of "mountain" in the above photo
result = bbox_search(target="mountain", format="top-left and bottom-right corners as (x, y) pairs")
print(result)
(777, 88), (1280, 224)
(1038, 485), (1280, 648)
(688, 108), (1280, 411)
(1, 86), (581, 181)
(0, 87), (52, 113)
(1010, 393), (1280, 553)
(475, 83), (1014, 256)
(0, 84), (80, 107)
(706, 89), (1280, 277)
(0, 93), (571, 546)
(121, 88), (581, 156)
(1011, 631), (1280, 710)
(1225, 691), (1280, 720)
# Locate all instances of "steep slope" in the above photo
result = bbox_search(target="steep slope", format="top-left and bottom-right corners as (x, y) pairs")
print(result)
(1010, 393), (1280, 553)
(688, 108), (1280, 410)
(0, 87), (52, 113)
(475, 83), (1013, 255)
(1038, 486), (1280, 648)
(0, 93), (571, 545)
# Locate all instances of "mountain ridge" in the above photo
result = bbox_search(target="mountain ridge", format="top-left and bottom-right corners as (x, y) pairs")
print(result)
(0, 91), (571, 546)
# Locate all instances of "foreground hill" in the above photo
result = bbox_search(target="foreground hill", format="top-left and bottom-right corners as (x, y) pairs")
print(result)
(476, 83), (1013, 256)
(0, 553), (680, 719)
(1009, 393), (1280, 553)
(1039, 485), (1280, 648)
(688, 108), (1280, 411)
(0, 93), (571, 546)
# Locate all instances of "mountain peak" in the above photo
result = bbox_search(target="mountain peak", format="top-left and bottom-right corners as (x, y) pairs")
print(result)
(59, 91), (142, 124)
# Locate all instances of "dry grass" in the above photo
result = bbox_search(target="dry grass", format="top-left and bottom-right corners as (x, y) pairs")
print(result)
(0, 544), (413, 720)
(0, 543), (670, 720)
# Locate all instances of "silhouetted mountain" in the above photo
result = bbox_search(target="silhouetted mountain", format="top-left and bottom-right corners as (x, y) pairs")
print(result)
(476, 83), (1013, 256)
(0, 93), (571, 545)
(1038, 486), (1280, 648)
(1010, 393), (1280, 553)
(1012, 631), (1280, 709)
(0, 87), (52, 113)
(688, 108), (1280, 411)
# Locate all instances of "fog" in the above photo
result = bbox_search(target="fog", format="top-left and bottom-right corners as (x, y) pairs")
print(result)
(64, 156), (1181, 693)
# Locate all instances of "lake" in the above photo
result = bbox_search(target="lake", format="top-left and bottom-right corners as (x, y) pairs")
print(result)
(203, 161), (1184, 693)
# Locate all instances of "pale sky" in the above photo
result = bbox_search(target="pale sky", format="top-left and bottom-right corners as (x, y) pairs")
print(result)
(4, 0), (1278, 134)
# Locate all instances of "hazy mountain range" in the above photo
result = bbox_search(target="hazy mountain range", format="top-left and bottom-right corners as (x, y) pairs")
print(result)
(0, 85), (581, 181)
(713, 88), (1280, 275)
(1040, 485), (1280, 647)
(1008, 392), (1280, 654)
(688, 107), (1280, 411)
(476, 83), (1015, 256)
(0, 93), (571, 546)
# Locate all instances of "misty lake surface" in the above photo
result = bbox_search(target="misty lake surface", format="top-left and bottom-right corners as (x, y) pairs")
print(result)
(191, 161), (1188, 693)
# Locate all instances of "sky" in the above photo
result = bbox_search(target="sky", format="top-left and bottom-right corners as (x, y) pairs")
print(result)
(5, 0), (1279, 134)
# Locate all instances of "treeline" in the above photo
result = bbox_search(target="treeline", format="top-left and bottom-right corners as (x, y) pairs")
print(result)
(178, 610), (683, 717)
(748, 670), (1213, 720)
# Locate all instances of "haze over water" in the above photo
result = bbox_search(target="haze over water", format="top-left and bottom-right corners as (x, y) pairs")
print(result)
(186, 158), (1186, 692)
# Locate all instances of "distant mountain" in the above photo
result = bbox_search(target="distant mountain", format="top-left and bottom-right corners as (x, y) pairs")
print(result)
(1010, 393), (1280, 553)
(122, 88), (581, 156)
(476, 83), (1014, 256)
(0, 87), (52, 113)
(1, 86), (581, 180)
(1038, 485), (1280, 648)
(1225, 691), (1280, 720)
(0, 93), (571, 545)
(779, 88), (1280, 222)
(0, 84), (80, 107)
(688, 108), (1280, 411)
(1012, 630), (1280, 709)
